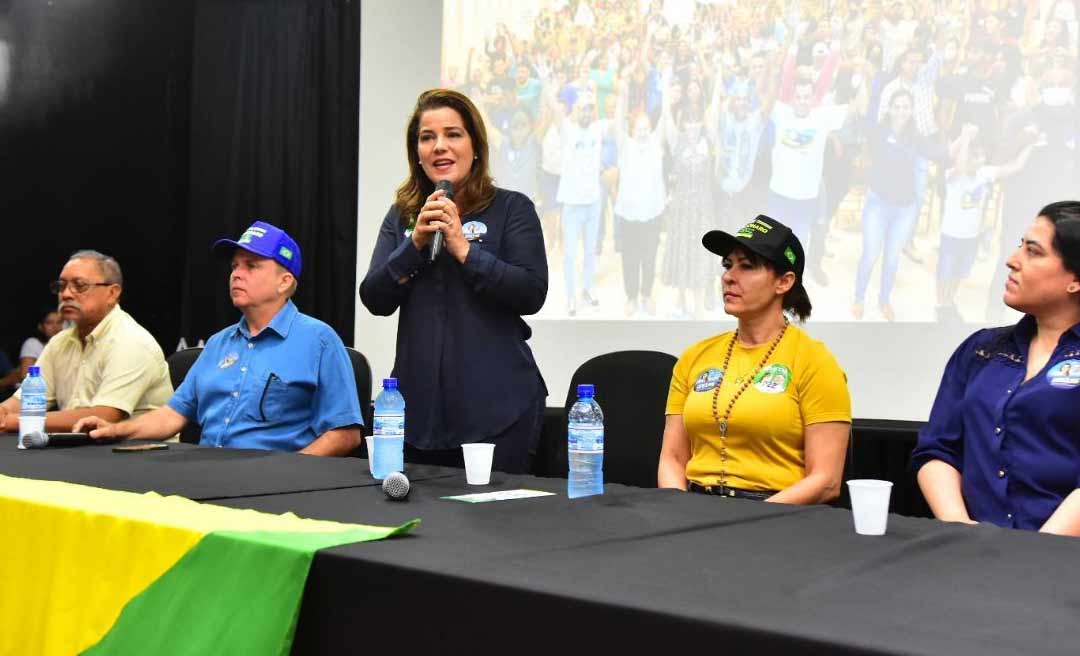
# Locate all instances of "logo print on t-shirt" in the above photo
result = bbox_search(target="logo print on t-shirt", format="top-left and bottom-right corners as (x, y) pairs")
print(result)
(693, 368), (724, 392)
(1046, 359), (1080, 389)
(961, 184), (986, 210)
(780, 128), (815, 149)
(754, 364), (791, 394)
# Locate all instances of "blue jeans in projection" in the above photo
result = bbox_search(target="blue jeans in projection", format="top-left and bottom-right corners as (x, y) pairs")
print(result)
(765, 191), (815, 252)
(562, 201), (601, 301)
(855, 190), (918, 306)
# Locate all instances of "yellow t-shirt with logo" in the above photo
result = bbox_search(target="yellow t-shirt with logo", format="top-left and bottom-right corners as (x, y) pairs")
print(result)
(666, 325), (851, 492)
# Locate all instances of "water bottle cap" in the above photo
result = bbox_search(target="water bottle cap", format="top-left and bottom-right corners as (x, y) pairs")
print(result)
(382, 378), (398, 390)
(28, 366), (41, 377)
(577, 384), (594, 398)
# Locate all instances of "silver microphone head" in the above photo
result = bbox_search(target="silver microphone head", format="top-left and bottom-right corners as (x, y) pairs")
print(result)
(382, 471), (410, 500)
(22, 431), (48, 449)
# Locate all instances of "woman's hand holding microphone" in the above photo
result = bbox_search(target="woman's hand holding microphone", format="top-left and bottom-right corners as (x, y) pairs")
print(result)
(411, 188), (470, 263)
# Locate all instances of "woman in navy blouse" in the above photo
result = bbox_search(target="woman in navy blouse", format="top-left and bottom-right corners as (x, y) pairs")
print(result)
(359, 89), (548, 474)
(914, 201), (1080, 535)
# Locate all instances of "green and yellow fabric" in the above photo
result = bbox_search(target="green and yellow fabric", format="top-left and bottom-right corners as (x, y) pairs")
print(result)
(0, 474), (417, 655)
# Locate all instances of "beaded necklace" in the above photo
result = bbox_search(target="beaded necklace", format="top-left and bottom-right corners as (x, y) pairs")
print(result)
(710, 318), (789, 488)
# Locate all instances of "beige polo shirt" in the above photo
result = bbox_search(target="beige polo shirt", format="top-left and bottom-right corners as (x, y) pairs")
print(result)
(16, 305), (173, 418)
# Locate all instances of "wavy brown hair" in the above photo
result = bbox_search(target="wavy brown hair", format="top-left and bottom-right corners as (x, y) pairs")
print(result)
(394, 89), (496, 224)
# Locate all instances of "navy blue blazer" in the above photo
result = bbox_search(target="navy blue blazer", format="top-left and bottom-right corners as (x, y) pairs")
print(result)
(359, 188), (548, 449)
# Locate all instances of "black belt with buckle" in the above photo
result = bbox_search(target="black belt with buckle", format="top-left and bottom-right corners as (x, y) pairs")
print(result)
(687, 481), (775, 501)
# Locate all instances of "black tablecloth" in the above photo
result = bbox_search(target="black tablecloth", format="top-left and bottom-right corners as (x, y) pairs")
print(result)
(219, 475), (1080, 656)
(7, 440), (1080, 655)
(0, 438), (452, 500)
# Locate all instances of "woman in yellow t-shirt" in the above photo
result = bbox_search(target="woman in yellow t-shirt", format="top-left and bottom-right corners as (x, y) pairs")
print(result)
(658, 215), (852, 503)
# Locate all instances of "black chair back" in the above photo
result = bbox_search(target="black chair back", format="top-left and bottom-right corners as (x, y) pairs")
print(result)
(165, 347), (204, 444)
(842, 419), (931, 517)
(346, 347), (373, 437)
(536, 350), (676, 488)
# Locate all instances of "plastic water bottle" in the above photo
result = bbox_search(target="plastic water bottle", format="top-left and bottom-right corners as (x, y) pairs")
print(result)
(19, 366), (48, 449)
(371, 378), (405, 480)
(568, 383), (604, 499)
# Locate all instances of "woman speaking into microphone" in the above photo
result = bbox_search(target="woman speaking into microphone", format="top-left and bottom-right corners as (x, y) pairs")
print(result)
(360, 89), (548, 474)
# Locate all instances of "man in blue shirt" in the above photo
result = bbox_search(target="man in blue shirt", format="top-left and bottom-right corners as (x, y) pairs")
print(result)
(75, 221), (363, 456)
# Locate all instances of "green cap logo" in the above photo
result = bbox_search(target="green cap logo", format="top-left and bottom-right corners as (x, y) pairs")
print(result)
(278, 246), (294, 260)
(784, 246), (796, 265)
(737, 218), (773, 239)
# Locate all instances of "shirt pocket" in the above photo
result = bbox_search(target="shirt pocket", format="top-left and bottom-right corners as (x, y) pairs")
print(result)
(250, 370), (315, 425)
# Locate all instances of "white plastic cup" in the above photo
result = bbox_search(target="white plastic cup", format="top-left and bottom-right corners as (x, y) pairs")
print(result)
(365, 436), (376, 477)
(461, 443), (495, 485)
(847, 479), (893, 536)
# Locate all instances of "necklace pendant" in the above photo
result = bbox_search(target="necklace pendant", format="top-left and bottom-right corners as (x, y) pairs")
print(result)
(718, 420), (728, 437)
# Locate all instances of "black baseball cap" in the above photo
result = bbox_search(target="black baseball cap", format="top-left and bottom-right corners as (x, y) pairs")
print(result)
(702, 215), (805, 282)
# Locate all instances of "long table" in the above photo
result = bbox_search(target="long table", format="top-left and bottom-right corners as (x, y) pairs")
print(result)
(0, 439), (452, 500)
(4, 440), (1079, 655)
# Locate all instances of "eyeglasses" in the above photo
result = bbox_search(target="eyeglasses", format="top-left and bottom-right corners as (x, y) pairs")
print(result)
(49, 279), (115, 295)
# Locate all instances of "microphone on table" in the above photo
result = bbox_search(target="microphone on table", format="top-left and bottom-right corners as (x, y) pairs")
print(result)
(21, 431), (96, 449)
(429, 180), (454, 262)
(382, 471), (411, 500)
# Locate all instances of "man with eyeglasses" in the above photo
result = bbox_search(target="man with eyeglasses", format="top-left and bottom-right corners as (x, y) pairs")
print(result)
(74, 222), (363, 456)
(0, 250), (172, 433)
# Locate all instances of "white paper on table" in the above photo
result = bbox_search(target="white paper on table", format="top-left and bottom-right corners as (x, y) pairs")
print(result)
(441, 489), (556, 503)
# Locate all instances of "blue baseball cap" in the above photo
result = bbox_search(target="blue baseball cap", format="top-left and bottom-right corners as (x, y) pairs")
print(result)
(213, 221), (302, 278)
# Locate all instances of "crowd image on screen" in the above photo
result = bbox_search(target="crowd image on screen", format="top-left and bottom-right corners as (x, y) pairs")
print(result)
(443, 0), (1079, 322)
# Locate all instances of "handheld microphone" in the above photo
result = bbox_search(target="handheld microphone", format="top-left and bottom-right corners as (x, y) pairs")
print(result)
(430, 180), (454, 262)
(21, 431), (100, 448)
(382, 471), (411, 500)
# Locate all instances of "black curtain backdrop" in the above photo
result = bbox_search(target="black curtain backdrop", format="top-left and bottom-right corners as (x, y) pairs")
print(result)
(2, 0), (360, 362)
(183, 0), (360, 344)
(0, 0), (193, 358)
